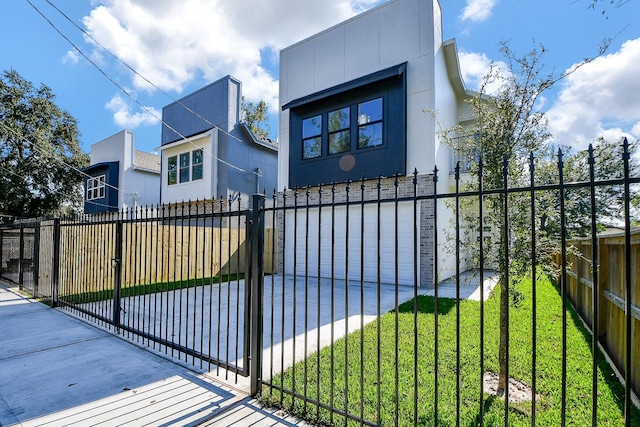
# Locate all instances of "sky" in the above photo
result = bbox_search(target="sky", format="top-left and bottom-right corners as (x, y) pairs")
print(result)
(1, 0), (639, 155)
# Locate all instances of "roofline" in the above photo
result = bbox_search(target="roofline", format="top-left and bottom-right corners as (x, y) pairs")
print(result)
(239, 123), (278, 152)
(155, 128), (217, 151)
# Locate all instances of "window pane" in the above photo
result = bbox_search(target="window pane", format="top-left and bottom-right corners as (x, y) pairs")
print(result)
(303, 137), (322, 159)
(302, 115), (322, 138)
(192, 149), (203, 165)
(87, 179), (94, 189)
(328, 107), (349, 132)
(358, 97), (383, 124)
(329, 130), (350, 154)
(179, 153), (190, 168)
(180, 167), (190, 183)
(192, 164), (203, 181)
(168, 155), (177, 171)
(168, 170), (177, 185)
(99, 187), (105, 198)
(358, 122), (383, 148)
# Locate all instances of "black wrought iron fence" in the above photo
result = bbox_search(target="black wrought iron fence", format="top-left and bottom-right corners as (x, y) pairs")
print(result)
(0, 199), (265, 380)
(255, 140), (640, 426)
(0, 222), (37, 293)
(1, 141), (639, 426)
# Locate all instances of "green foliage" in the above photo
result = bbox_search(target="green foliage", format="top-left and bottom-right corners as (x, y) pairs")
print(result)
(241, 96), (271, 140)
(563, 137), (639, 236)
(0, 69), (88, 218)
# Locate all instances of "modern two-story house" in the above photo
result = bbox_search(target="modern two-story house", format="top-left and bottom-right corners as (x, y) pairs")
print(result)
(158, 76), (278, 206)
(83, 130), (161, 214)
(278, 0), (475, 285)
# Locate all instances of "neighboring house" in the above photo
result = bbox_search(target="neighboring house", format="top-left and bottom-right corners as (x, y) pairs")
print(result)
(158, 76), (278, 206)
(83, 130), (160, 214)
(278, 0), (475, 284)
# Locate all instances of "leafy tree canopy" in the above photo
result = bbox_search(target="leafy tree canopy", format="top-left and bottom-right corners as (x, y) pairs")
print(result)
(240, 96), (271, 140)
(0, 69), (88, 219)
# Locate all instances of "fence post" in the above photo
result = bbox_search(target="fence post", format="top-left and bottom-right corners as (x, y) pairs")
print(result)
(113, 218), (123, 329)
(52, 218), (61, 307)
(33, 224), (40, 297)
(19, 225), (24, 290)
(249, 194), (265, 396)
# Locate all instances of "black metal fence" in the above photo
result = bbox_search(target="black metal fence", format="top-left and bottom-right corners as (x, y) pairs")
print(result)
(0, 221), (37, 293)
(256, 141), (640, 426)
(0, 200), (262, 381)
(1, 141), (639, 426)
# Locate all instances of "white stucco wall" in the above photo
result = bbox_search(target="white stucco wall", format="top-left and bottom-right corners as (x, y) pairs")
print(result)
(278, 0), (471, 285)
(90, 130), (160, 210)
(279, 0), (442, 190)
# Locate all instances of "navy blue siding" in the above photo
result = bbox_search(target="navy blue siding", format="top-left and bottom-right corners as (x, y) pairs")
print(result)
(83, 162), (119, 214)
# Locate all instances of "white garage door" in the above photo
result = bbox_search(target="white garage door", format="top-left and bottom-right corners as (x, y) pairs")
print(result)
(283, 201), (417, 285)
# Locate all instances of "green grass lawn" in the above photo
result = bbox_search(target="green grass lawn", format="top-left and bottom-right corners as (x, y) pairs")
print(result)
(261, 275), (639, 426)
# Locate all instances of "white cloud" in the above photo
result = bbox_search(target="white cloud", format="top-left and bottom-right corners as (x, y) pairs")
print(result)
(82, 0), (388, 115)
(105, 93), (160, 128)
(460, 0), (498, 23)
(458, 50), (508, 94)
(62, 50), (80, 65)
(547, 37), (640, 150)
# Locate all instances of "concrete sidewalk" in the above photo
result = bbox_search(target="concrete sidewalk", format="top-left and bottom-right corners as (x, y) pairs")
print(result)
(0, 283), (306, 427)
(0, 272), (495, 426)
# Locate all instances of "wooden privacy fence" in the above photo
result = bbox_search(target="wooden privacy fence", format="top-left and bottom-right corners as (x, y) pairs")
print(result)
(33, 218), (275, 297)
(562, 230), (640, 399)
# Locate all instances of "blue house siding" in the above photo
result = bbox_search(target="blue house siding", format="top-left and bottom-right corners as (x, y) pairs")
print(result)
(161, 76), (241, 145)
(83, 162), (119, 214)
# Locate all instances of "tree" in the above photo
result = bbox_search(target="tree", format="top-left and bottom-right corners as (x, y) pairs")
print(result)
(0, 69), (88, 219)
(558, 137), (639, 236)
(445, 42), (559, 394)
(241, 96), (271, 140)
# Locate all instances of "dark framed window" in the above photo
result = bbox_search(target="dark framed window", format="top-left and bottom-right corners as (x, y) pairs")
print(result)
(286, 64), (406, 188)
(86, 175), (106, 200)
(302, 115), (322, 159)
(357, 98), (383, 149)
(328, 107), (350, 154)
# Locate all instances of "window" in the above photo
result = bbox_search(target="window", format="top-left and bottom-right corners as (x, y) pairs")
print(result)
(168, 149), (204, 185)
(168, 156), (177, 185)
(299, 98), (383, 160)
(192, 149), (203, 180)
(357, 98), (383, 149)
(328, 107), (350, 154)
(179, 153), (190, 183)
(302, 115), (322, 159)
(87, 175), (106, 200)
(287, 63), (406, 188)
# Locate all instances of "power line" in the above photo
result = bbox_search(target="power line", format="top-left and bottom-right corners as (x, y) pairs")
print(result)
(0, 121), (125, 195)
(25, 0), (247, 173)
(43, 0), (219, 134)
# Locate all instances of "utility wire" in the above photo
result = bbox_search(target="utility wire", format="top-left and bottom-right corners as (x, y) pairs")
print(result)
(44, 0), (220, 134)
(25, 0), (247, 173)
(0, 160), (116, 210)
(0, 121), (125, 195)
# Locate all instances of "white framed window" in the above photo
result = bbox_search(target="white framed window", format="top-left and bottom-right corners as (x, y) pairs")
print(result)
(87, 175), (106, 200)
(167, 149), (204, 185)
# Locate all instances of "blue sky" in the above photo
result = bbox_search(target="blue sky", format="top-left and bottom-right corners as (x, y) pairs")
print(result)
(2, 0), (639, 154)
